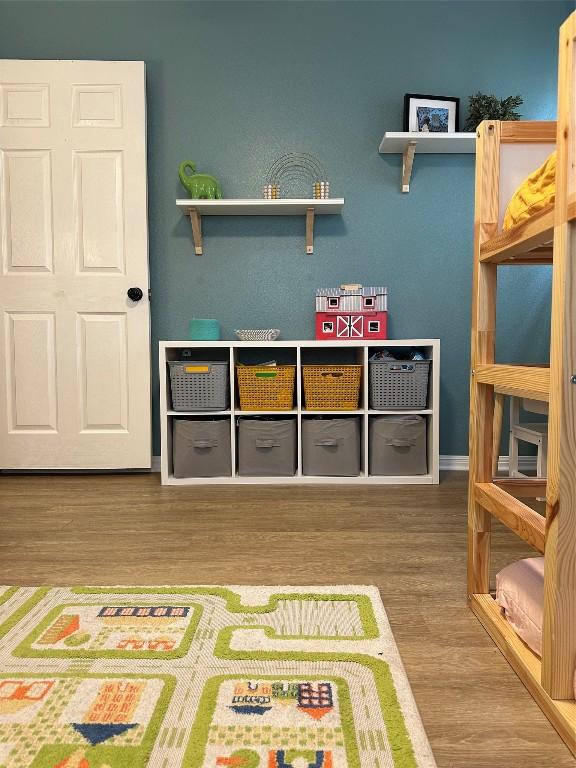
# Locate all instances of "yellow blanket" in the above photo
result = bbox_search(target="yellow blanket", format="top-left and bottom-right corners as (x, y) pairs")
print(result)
(503, 151), (556, 230)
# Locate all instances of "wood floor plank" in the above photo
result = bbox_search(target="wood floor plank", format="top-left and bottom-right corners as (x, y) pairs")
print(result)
(0, 471), (572, 767)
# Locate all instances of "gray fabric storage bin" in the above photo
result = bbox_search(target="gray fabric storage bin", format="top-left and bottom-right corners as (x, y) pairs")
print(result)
(238, 418), (296, 477)
(369, 415), (427, 476)
(302, 417), (361, 476)
(172, 419), (231, 478)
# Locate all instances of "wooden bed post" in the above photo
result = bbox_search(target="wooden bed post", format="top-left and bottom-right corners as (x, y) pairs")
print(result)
(542, 12), (576, 700)
(468, 121), (500, 597)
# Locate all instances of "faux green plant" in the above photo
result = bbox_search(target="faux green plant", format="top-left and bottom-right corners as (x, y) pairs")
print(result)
(464, 92), (523, 131)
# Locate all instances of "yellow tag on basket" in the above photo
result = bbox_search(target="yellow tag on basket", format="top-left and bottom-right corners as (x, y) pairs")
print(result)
(185, 365), (209, 373)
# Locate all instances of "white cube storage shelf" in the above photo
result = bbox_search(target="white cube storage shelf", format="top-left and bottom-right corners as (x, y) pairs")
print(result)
(159, 339), (440, 485)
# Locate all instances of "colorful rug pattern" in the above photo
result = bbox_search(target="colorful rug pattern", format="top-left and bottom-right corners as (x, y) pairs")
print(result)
(0, 586), (436, 768)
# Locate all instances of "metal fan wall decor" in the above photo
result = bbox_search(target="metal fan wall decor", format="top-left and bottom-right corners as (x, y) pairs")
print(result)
(262, 153), (330, 199)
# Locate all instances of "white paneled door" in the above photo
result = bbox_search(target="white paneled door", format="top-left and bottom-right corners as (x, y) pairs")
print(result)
(0, 61), (151, 469)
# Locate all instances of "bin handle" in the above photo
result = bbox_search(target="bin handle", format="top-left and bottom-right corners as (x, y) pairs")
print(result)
(388, 364), (415, 373)
(387, 438), (415, 447)
(185, 365), (211, 374)
(256, 439), (280, 448)
(193, 439), (217, 448)
(255, 371), (277, 379)
(321, 371), (343, 378)
(315, 438), (341, 447)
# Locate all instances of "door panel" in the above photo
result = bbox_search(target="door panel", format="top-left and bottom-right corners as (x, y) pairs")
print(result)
(5, 312), (57, 432)
(1, 150), (54, 273)
(78, 313), (128, 432)
(350, 316), (364, 338)
(0, 60), (150, 469)
(71, 85), (122, 128)
(73, 150), (125, 273)
(0, 84), (50, 127)
(336, 315), (350, 338)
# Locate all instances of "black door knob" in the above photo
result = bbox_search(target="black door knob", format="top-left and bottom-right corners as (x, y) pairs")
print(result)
(127, 287), (144, 302)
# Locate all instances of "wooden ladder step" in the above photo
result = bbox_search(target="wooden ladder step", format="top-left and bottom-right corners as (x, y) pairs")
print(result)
(479, 204), (554, 264)
(475, 364), (550, 400)
(475, 482), (545, 552)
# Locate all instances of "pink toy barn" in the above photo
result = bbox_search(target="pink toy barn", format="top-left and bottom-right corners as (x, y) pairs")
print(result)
(315, 285), (388, 340)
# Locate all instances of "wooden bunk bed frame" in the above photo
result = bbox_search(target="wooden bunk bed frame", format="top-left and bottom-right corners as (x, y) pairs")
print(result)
(468, 12), (576, 755)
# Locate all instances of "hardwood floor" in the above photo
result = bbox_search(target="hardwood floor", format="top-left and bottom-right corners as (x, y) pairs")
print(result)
(0, 471), (572, 767)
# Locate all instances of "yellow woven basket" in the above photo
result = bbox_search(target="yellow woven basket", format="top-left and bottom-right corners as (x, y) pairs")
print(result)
(303, 365), (362, 410)
(236, 365), (296, 410)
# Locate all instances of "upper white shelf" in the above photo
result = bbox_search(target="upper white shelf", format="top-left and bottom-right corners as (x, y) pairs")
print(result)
(176, 198), (344, 215)
(177, 198), (344, 255)
(378, 132), (476, 192)
(378, 132), (476, 154)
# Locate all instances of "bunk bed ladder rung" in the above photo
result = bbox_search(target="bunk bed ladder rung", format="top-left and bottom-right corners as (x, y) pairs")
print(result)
(475, 364), (550, 401)
(474, 483), (545, 553)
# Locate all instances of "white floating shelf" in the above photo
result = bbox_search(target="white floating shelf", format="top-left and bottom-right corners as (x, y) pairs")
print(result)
(378, 132), (476, 192)
(378, 132), (476, 154)
(176, 198), (344, 255)
(176, 198), (344, 215)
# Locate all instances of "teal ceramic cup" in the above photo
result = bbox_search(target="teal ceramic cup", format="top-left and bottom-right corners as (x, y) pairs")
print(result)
(189, 318), (220, 340)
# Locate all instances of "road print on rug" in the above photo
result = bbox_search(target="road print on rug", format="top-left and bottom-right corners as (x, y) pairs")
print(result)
(0, 586), (436, 768)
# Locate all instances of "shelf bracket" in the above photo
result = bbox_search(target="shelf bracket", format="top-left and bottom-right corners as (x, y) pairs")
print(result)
(306, 207), (315, 254)
(188, 208), (203, 255)
(402, 141), (417, 193)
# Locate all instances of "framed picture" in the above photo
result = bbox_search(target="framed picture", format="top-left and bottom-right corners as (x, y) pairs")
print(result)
(403, 93), (460, 133)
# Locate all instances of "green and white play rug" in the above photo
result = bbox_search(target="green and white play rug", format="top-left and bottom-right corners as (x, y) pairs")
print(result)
(0, 585), (436, 768)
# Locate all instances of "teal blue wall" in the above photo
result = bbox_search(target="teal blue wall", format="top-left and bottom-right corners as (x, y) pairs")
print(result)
(0, 0), (570, 455)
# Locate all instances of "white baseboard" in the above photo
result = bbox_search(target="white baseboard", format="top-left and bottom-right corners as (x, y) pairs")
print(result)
(439, 455), (537, 472)
(151, 455), (537, 474)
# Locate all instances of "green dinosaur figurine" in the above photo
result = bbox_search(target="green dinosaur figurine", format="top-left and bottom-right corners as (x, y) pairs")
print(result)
(178, 161), (222, 199)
